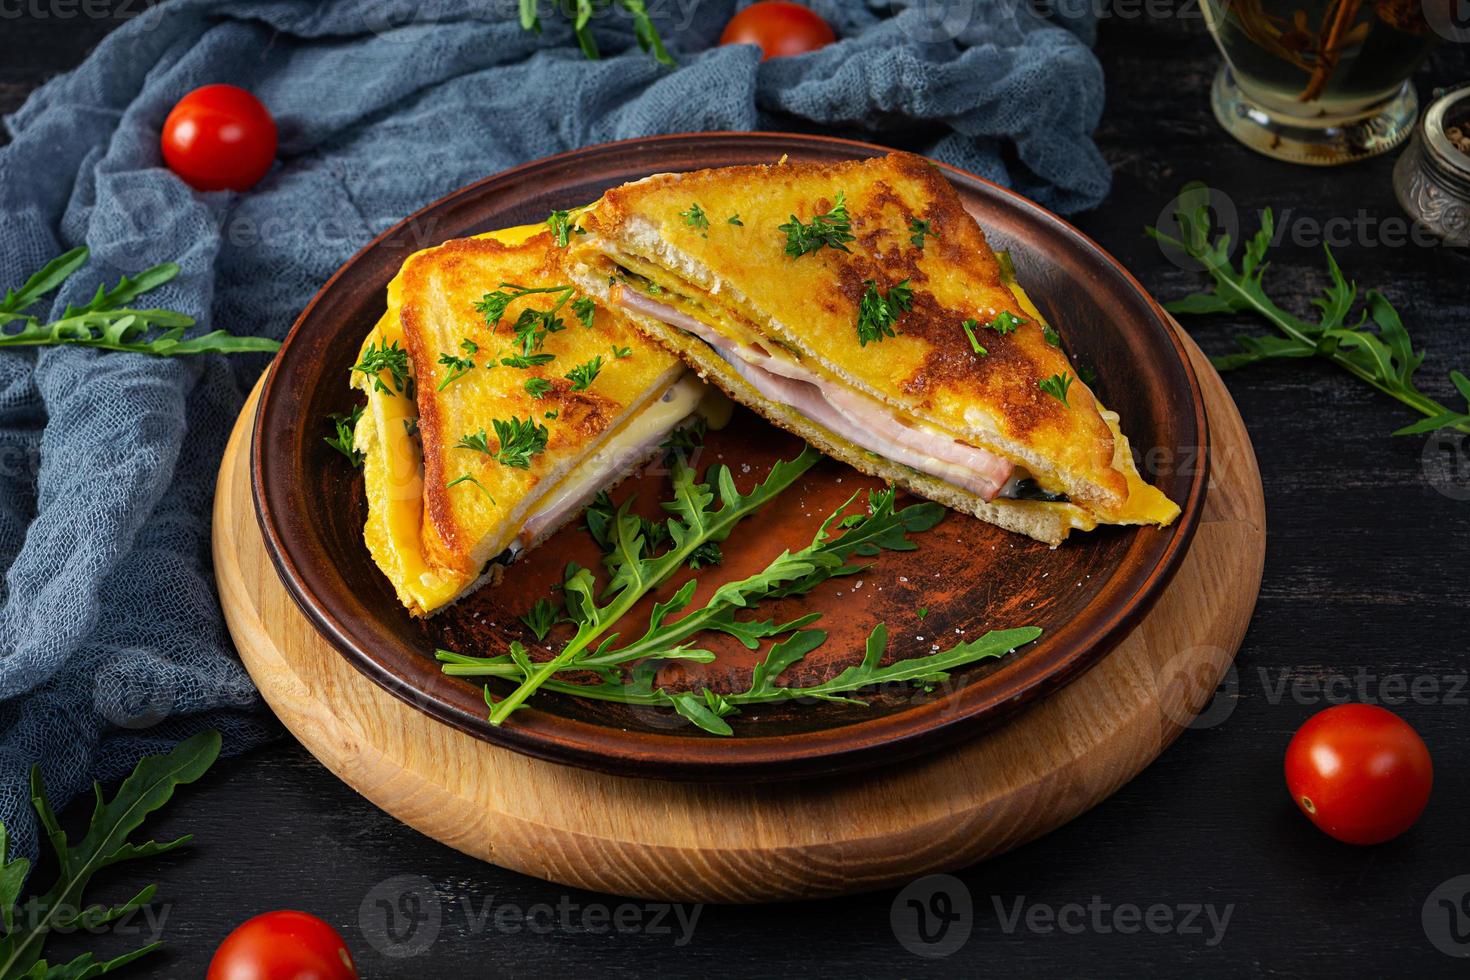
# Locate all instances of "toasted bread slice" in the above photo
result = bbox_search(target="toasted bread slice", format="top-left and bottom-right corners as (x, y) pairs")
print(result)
(568, 152), (1178, 545)
(354, 225), (704, 615)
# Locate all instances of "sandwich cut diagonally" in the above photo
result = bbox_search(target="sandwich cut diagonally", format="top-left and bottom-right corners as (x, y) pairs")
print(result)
(354, 223), (721, 616)
(568, 152), (1180, 546)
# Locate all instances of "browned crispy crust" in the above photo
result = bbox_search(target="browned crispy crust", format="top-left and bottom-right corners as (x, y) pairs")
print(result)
(395, 232), (683, 576)
(576, 151), (1129, 513)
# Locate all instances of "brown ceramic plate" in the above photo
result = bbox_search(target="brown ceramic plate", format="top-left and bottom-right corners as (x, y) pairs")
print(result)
(252, 133), (1208, 781)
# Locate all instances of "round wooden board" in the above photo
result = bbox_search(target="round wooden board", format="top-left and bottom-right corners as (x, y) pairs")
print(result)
(213, 328), (1264, 904)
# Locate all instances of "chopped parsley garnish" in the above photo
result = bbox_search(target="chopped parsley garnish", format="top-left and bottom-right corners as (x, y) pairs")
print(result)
(565, 355), (604, 392)
(501, 352), (557, 370)
(572, 296), (596, 329)
(1042, 323), (1062, 347)
(524, 377), (554, 399)
(917, 607), (929, 619)
(680, 203), (710, 235)
(1039, 372), (1074, 406)
(610, 344), (632, 359)
(856, 279), (914, 347)
(986, 310), (1027, 335)
(544, 409), (559, 420)
(459, 417), (550, 468)
(961, 319), (987, 356)
(510, 305), (567, 357)
(446, 473), (496, 503)
(779, 192), (855, 258)
(909, 217), (935, 250)
(727, 213), (743, 226)
(455, 430), (491, 454)
(324, 405), (364, 467)
(686, 541), (723, 570)
(546, 210), (584, 248)
(475, 281), (577, 361)
(353, 339), (410, 396)
(520, 598), (560, 641)
(435, 346), (476, 387)
(403, 418), (419, 437)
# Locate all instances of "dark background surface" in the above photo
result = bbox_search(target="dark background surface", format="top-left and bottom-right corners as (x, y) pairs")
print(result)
(4, 4), (1470, 977)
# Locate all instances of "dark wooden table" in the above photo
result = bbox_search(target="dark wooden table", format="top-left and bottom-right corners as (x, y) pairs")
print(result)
(5, 5), (1469, 977)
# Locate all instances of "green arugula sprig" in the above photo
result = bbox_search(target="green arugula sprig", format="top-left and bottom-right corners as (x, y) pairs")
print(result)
(780, 193), (856, 258)
(474, 448), (822, 724)
(0, 248), (279, 359)
(0, 732), (219, 980)
(1148, 183), (1470, 436)
(523, 0), (671, 66)
(444, 623), (1041, 736)
(439, 486), (950, 732)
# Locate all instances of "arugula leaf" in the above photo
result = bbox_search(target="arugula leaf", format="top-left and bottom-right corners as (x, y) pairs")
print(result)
(0, 731), (219, 979)
(621, 0), (673, 65)
(476, 448), (822, 723)
(1148, 183), (1470, 436)
(442, 487), (946, 691)
(780, 192), (856, 258)
(445, 624), (1042, 736)
(0, 249), (278, 359)
(324, 405), (365, 467)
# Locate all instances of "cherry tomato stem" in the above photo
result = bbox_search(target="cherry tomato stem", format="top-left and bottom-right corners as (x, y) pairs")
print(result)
(1284, 704), (1432, 846)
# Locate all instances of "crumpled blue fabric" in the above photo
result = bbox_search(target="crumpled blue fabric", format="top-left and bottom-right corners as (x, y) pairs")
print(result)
(0, 0), (1107, 858)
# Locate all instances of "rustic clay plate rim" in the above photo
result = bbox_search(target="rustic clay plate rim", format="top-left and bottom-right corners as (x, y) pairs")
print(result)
(251, 132), (1209, 781)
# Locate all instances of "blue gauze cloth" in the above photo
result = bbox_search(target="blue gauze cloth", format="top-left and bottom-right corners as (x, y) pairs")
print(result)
(0, 0), (1108, 858)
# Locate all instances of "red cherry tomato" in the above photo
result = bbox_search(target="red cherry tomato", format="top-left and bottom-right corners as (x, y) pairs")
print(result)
(1284, 704), (1432, 845)
(161, 84), (277, 192)
(719, 2), (836, 60)
(206, 910), (357, 980)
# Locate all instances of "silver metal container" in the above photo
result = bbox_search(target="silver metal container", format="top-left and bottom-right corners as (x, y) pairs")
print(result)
(1393, 84), (1470, 247)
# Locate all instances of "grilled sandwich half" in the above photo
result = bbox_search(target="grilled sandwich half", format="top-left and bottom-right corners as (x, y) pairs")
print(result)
(568, 152), (1179, 546)
(354, 224), (717, 616)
